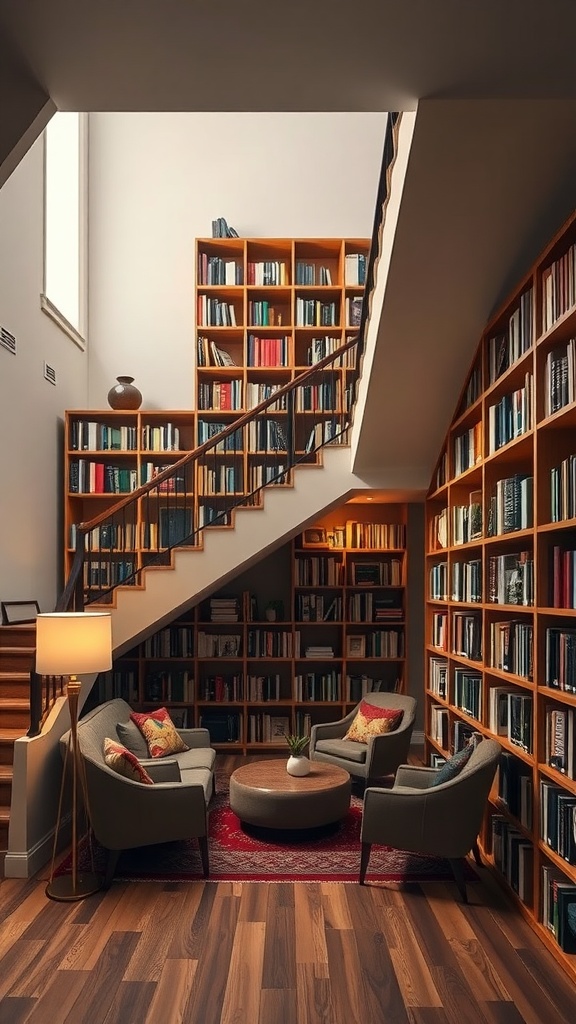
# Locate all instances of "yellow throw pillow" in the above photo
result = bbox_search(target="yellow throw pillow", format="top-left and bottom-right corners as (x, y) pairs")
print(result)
(343, 700), (404, 743)
(103, 738), (154, 784)
(130, 707), (189, 758)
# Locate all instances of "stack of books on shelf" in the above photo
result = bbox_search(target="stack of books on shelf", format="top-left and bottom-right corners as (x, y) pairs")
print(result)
(545, 626), (576, 692)
(540, 781), (576, 865)
(344, 253), (367, 286)
(491, 816), (533, 904)
(304, 645), (334, 659)
(209, 597), (240, 622)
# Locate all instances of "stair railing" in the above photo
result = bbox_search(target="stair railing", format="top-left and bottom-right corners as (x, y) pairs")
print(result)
(58, 335), (361, 612)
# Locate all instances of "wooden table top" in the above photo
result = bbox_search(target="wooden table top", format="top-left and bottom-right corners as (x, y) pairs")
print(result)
(230, 759), (350, 794)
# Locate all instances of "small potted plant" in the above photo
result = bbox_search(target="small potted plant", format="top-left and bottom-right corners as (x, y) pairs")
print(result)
(285, 733), (311, 776)
(265, 599), (283, 622)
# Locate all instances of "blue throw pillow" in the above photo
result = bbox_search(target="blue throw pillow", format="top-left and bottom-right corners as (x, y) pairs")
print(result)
(431, 742), (474, 786)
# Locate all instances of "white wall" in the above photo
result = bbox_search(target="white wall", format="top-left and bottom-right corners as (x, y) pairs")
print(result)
(0, 136), (88, 611)
(87, 112), (388, 408)
(0, 111), (386, 608)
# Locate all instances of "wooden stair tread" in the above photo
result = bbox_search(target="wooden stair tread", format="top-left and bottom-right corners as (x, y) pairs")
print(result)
(0, 729), (26, 741)
(0, 807), (10, 823)
(0, 766), (13, 779)
(0, 672), (30, 681)
(0, 698), (30, 709)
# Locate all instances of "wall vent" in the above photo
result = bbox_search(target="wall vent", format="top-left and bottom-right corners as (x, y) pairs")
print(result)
(44, 362), (57, 385)
(0, 327), (16, 355)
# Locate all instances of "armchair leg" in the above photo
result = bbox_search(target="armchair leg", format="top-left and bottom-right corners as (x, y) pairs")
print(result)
(472, 840), (482, 867)
(359, 842), (372, 885)
(448, 858), (468, 903)
(199, 836), (210, 878)
(104, 849), (121, 889)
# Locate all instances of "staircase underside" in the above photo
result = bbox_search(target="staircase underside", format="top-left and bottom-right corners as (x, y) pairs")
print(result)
(105, 447), (376, 656)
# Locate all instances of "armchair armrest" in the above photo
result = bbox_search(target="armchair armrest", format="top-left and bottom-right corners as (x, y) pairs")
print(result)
(310, 707), (357, 748)
(394, 765), (438, 789)
(178, 727), (211, 749)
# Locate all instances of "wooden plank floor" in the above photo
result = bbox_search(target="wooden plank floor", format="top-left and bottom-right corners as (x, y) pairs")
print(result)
(0, 755), (574, 1023)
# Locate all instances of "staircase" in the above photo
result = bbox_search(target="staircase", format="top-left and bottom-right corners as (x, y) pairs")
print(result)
(0, 624), (35, 867)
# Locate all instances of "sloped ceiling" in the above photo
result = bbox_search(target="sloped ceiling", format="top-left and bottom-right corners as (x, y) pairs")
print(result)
(2, 1), (576, 496)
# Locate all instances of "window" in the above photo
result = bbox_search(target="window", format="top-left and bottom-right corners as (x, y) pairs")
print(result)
(42, 112), (88, 347)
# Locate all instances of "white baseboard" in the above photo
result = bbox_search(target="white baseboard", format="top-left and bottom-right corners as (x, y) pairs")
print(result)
(4, 815), (72, 879)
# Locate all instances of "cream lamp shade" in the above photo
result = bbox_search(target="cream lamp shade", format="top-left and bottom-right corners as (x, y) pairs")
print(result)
(36, 612), (112, 676)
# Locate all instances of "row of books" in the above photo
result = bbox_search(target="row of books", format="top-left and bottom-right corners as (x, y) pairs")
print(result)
(541, 866), (576, 953)
(295, 594), (342, 622)
(544, 338), (576, 418)
(294, 672), (341, 702)
(451, 493), (482, 545)
(491, 816), (533, 905)
(247, 260), (287, 286)
(490, 687), (533, 752)
(246, 334), (290, 367)
(453, 421), (482, 475)
(197, 380), (243, 410)
(498, 750), (533, 829)
(306, 335), (355, 366)
(551, 546), (576, 609)
(295, 378), (343, 412)
(487, 474), (533, 535)
(197, 296), (237, 327)
(541, 780), (576, 864)
(489, 619), (533, 678)
(295, 298), (338, 328)
(542, 241), (576, 332)
(545, 704), (575, 778)
(488, 550), (534, 606)
(451, 558), (482, 603)
(197, 254), (242, 286)
(295, 260), (333, 286)
(70, 420), (139, 452)
(453, 668), (482, 720)
(143, 625), (194, 658)
(197, 337), (237, 367)
(551, 453), (576, 522)
(143, 670), (194, 703)
(247, 300), (284, 327)
(246, 630), (296, 658)
(350, 558), (402, 586)
(487, 287), (533, 385)
(487, 372), (533, 453)
(545, 626), (576, 693)
(70, 460), (138, 494)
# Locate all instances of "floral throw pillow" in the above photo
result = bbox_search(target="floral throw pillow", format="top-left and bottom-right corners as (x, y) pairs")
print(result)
(130, 707), (189, 758)
(343, 700), (404, 743)
(103, 738), (154, 784)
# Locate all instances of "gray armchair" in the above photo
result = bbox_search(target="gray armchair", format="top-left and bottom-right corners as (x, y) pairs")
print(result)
(359, 737), (501, 901)
(309, 692), (417, 784)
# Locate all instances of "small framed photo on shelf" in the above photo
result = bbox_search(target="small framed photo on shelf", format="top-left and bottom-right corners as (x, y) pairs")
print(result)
(303, 527), (327, 546)
(1, 600), (40, 625)
(346, 634), (366, 658)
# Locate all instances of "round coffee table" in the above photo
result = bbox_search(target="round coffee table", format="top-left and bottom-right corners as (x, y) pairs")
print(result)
(229, 759), (351, 831)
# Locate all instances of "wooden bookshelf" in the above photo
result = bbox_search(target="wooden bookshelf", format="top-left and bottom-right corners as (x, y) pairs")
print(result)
(97, 500), (408, 752)
(65, 409), (198, 594)
(195, 235), (369, 513)
(425, 208), (576, 977)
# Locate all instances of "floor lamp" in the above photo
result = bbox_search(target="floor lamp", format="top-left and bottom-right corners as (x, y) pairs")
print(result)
(36, 611), (113, 901)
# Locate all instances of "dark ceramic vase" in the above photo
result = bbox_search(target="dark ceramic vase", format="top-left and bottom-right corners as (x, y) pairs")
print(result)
(107, 376), (143, 410)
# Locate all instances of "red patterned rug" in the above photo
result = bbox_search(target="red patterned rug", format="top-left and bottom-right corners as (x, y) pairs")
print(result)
(58, 772), (477, 885)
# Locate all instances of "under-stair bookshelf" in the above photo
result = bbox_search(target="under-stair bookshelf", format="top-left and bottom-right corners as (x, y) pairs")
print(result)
(97, 500), (408, 752)
(425, 207), (576, 978)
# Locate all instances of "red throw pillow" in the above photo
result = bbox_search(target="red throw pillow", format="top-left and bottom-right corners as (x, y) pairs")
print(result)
(130, 707), (189, 758)
(343, 700), (404, 743)
(103, 738), (154, 784)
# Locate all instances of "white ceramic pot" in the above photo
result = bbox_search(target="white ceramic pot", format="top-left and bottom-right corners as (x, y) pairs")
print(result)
(286, 754), (311, 777)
